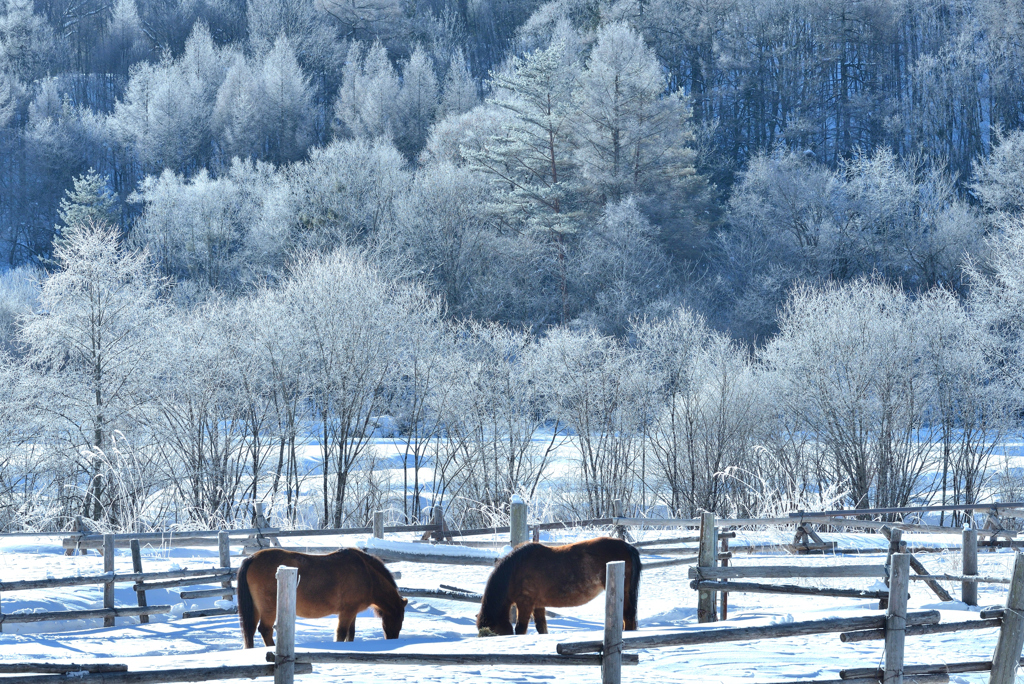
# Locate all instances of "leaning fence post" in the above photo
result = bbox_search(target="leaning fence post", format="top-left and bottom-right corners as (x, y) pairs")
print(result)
(883, 553), (910, 684)
(510, 496), (528, 547)
(274, 565), (298, 684)
(697, 511), (717, 623)
(602, 560), (625, 684)
(989, 552), (1024, 684)
(130, 539), (148, 624)
(964, 527), (978, 606)
(373, 511), (384, 539)
(103, 534), (115, 628)
(218, 531), (232, 600)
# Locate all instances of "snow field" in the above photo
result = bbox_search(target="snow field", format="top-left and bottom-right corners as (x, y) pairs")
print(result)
(0, 532), (1017, 683)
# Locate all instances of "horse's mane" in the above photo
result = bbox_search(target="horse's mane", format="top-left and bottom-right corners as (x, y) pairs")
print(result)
(358, 548), (399, 589)
(479, 544), (530, 626)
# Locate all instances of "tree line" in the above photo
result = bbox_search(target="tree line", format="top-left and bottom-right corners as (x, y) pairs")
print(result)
(0, 0), (1023, 530)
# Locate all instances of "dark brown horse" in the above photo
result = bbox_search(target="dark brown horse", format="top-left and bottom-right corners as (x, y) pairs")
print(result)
(476, 537), (641, 636)
(237, 547), (407, 647)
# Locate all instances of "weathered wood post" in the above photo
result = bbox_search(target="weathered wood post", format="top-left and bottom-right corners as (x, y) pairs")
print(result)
(254, 502), (267, 527)
(431, 504), (447, 542)
(883, 553), (910, 684)
(510, 496), (528, 548)
(103, 534), (115, 628)
(613, 499), (626, 540)
(963, 527), (978, 606)
(697, 511), (717, 623)
(130, 539), (148, 624)
(989, 552), (1024, 684)
(274, 565), (298, 684)
(373, 511), (385, 539)
(881, 527), (903, 610)
(720, 533), (730, 620)
(218, 531), (232, 600)
(602, 560), (625, 684)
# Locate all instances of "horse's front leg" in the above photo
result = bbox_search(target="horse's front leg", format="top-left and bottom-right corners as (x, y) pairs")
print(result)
(514, 602), (534, 635)
(335, 612), (356, 642)
(533, 607), (547, 634)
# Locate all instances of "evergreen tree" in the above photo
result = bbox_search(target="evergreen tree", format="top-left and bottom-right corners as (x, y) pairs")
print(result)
(58, 169), (119, 235)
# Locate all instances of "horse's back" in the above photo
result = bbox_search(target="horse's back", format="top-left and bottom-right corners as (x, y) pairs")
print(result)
(245, 548), (374, 619)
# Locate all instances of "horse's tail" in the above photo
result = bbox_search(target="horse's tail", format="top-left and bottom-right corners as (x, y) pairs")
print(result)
(237, 555), (257, 648)
(626, 542), (642, 628)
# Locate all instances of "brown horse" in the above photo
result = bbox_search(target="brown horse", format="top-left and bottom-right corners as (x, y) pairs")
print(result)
(476, 537), (641, 636)
(237, 547), (407, 648)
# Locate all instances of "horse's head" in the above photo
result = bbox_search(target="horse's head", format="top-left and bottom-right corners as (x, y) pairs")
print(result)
(377, 598), (407, 639)
(476, 610), (513, 636)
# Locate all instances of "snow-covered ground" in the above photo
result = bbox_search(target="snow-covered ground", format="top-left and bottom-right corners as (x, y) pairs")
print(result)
(0, 530), (1017, 683)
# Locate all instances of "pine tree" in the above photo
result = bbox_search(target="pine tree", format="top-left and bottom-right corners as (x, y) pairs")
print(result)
(58, 169), (119, 236)
(466, 38), (582, 321)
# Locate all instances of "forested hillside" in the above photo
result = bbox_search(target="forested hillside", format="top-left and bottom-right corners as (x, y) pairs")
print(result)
(0, 0), (1022, 532)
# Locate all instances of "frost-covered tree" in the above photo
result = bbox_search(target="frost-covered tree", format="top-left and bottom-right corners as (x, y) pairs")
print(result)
(280, 248), (434, 527)
(288, 137), (409, 250)
(131, 159), (289, 293)
(394, 44), (439, 158)
(98, 0), (149, 78)
(334, 40), (400, 140)
(467, 37), (582, 322)
(569, 198), (669, 335)
(384, 161), (490, 316)
(574, 22), (696, 206)
(634, 308), (760, 517)
(214, 36), (314, 164)
(0, 0), (59, 83)
(58, 168), (118, 235)
(149, 300), (248, 526)
(438, 50), (478, 119)
(972, 129), (1024, 217)
(19, 222), (165, 521)
(110, 23), (230, 174)
(760, 279), (933, 511)
(536, 327), (647, 517)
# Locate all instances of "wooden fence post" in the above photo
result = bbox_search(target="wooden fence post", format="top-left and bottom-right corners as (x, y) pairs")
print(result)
(373, 511), (384, 539)
(510, 497), (528, 548)
(218, 531), (232, 600)
(431, 504), (447, 542)
(720, 534), (730, 620)
(103, 534), (115, 628)
(130, 539), (148, 624)
(602, 560), (625, 684)
(881, 527), (903, 610)
(963, 528), (978, 606)
(989, 552), (1024, 684)
(274, 566), (298, 684)
(697, 511), (717, 623)
(613, 500), (625, 540)
(883, 553), (910, 684)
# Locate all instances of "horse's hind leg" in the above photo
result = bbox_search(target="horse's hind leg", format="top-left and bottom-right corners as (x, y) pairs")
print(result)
(533, 607), (547, 634)
(257, 618), (275, 647)
(514, 602), (534, 635)
(623, 570), (638, 631)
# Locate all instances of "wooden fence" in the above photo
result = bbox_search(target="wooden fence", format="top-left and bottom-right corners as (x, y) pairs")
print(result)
(0, 532), (238, 630)
(558, 551), (1024, 684)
